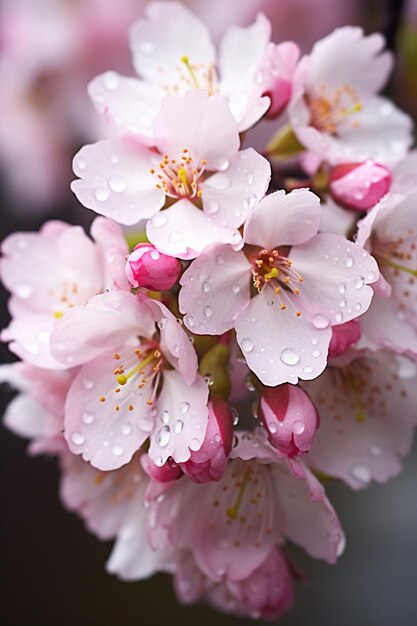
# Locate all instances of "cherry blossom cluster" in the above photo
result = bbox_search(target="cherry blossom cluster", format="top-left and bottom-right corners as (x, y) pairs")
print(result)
(2, 2), (417, 620)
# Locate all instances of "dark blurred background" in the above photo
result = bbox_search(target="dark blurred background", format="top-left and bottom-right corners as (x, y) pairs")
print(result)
(1, 0), (417, 624)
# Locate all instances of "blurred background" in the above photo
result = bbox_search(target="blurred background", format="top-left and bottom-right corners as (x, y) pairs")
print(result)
(1, 0), (417, 624)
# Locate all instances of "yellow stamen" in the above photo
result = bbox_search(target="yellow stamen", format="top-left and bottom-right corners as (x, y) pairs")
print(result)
(180, 55), (199, 88)
(227, 467), (251, 520)
(116, 351), (157, 386)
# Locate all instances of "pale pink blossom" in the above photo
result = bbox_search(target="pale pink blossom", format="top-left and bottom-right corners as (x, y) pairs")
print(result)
(145, 428), (345, 587)
(259, 383), (318, 456)
(88, 2), (296, 136)
(179, 188), (379, 385)
(50, 291), (209, 471)
(356, 190), (417, 357)
(289, 27), (413, 166)
(72, 90), (271, 258)
(0, 218), (128, 369)
(329, 161), (392, 212)
(174, 547), (294, 620)
(304, 351), (417, 489)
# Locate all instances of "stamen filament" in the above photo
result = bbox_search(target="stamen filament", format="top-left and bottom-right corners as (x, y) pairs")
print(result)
(227, 466), (251, 520)
(180, 55), (199, 88)
(116, 351), (156, 386)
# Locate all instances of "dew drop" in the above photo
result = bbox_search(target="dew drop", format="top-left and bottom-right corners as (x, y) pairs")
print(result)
(338, 283), (347, 294)
(16, 284), (33, 299)
(181, 402), (190, 415)
(203, 305), (212, 318)
(82, 378), (94, 390)
(335, 312), (343, 323)
(121, 423), (132, 436)
(150, 250), (160, 261)
(312, 313), (330, 329)
(293, 420), (305, 435)
(189, 438), (201, 451)
(140, 41), (154, 54)
(71, 432), (85, 445)
(354, 276), (365, 289)
(303, 365), (313, 374)
(205, 200), (219, 214)
(345, 255), (354, 268)
(94, 187), (109, 202)
(173, 419), (184, 434)
(161, 410), (170, 424)
(186, 315), (194, 327)
(76, 157), (86, 170)
(241, 338), (254, 352)
(151, 213), (167, 228)
(231, 407), (239, 426)
(280, 348), (300, 366)
(169, 230), (183, 244)
(370, 445), (382, 456)
(157, 425), (170, 447)
(202, 281), (211, 293)
(82, 412), (94, 425)
(312, 349), (321, 357)
(216, 255), (224, 264)
(102, 71), (119, 90)
(367, 270), (375, 281)
(350, 464), (371, 483)
(155, 455), (164, 467)
(247, 172), (254, 184)
(108, 176), (126, 193)
(216, 158), (229, 171)
(112, 445), (124, 456)
(268, 422), (277, 434)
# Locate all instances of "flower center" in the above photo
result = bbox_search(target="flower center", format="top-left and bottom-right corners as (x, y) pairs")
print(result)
(252, 248), (303, 316)
(110, 345), (163, 408)
(306, 84), (362, 134)
(372, 232), (417, 280)
(150, 148), (207, 199)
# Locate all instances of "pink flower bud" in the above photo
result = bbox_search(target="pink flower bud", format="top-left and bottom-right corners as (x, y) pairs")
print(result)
(262, 42), (300, 119)
(329, 319), (361, 358)
(180, 399), (234, 483)
(330, 161), (392, 212)
(144, 456), (183, 482)
(125, 243), (182, 291)
(259, 384), (318, 457)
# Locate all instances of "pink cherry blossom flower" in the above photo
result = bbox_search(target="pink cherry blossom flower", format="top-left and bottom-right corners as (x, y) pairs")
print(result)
(88, 1), (295, 137)
(174, 547), (294, 620)
(0, 218), (128, 369)
(303, 351), (417, 489)
(180, 398), (234, 483)
(329, 161), (392, 212)
(145, 428), (345, 587)
(60, 450), (172, 580)
(259, 383), (318, 456)
(289, 27), (413, 166)
(50, 291), (209, 471)
(72, 90), (271, 258)
(356, 190), (417, 357)
(0, 362), (70, 456)
(125, 243), (182, 291)
(179, 188), (379, 385)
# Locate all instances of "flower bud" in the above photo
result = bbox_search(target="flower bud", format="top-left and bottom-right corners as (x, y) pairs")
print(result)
(143, 455), (183, 482)
(259, 384), (318, 457)
(329, 319), (361, 358)
(180, 398), (234, 483)
(330, 161), (391, 212)
(125, 243), (182, 290)
(262, 42), (300, 119)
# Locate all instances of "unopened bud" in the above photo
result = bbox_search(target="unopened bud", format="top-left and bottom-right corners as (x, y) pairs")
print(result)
(262, 42), (300, 119)
(329, 320), (361, 358)
(125, 243), (182, 290)
(259, 384), (318, 457)
(144, 456), (183, 482)
(330, 161), (391, 212)
(180, 399), (234, 483)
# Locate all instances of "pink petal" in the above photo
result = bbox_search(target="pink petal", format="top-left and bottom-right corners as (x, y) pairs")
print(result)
(64, 349), (153, 470)
(88, 73), (163, 137)
(291, 234), (379, 326)
(153, 91), (239, 170)
(149, 370), (209, 466)
(90, 217), (130, 291)
(129, 2), (215, 86)
(71, 137), (165, 225)
(179, 244), (251, 335)
(51, 291), (155, 368)
(147, 199), (243, 260)
(200, 148), (270, 228)
(235, 293), (331, 386)
(244, 189), (322, 249)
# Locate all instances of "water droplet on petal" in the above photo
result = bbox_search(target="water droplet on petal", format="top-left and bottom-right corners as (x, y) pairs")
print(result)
(161, 410), (170, 424)
(71, 432), (85, 445)
(140, 41), (154, 54)
(335, 312), (343, 323)
(112, 445), (124, 456)
(216, 158), (229, 171)
(121, 423), (132, 436)
(312, 314), (330, 329)
(102, 71), (119, 90)
(205, 200), (219, 214)
(16, 284), (33, 299)
(345, 255), (354, 268)
(350, 464), (371, 483)
(151, 213), (167, 228)
(157, 425), (170, 447)
(108, 176), (126, 193)
(280, 348), (300, 366)
(303, 365), (313, 374)
(181, 402), (190, 415)
(94, 187), (109, 202)
(268, 422), (277, 434)
(82, 412), (94, 425)
(169, 230), (183, 243)
(203, 305), (212, 318)
(293, 420), (305, 434)
(231, 406), (239, 426)
(232, 283), (241, 294)
(202, 281), (211, 293)
(173, 419), (184, 434)
(354, 276), (365, 289)
(241, 338), (254, 352)
(338, 283), (347, 294)
(76, 157), (86, 170)
(155, 455), (164, 467)
(82, 378), (94, 390)
(189, 438), (200, 451)
(312, 349), (321, 357)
